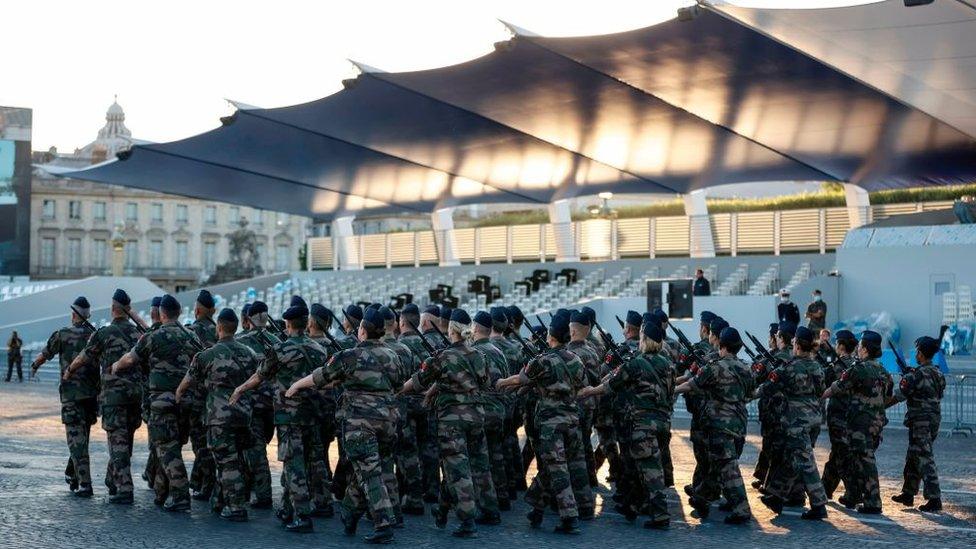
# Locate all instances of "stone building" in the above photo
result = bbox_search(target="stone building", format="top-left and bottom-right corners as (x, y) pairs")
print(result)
(31, 100), (309, 291)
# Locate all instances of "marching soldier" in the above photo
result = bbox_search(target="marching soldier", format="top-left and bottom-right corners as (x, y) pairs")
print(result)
(176, 308), (256, 521)
(470, 310), (511, 512)
(486, 307), (523, 500)
(681, 312), (716, 497)
(498, 313), (592, 534)
(395, 303), (432, 514)
(65, 289), (143, 505)
(307, 303), (340, 517)
(31, 296), (98, 497)
(336, 304), (363, 349)
(890, 336), (946, 512)
(186, 289), (218, 501)
(503, 305), (530, 492)
(752, 321), (797, 499)
(141, 296), (163, 491)
(822, 330), (857, 501)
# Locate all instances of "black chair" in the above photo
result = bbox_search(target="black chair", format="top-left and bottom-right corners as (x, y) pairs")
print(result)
(437, 284), (453, 297)
(558, 268), (579, 285)
(514, 280), (532, 296)
(467, 279), (486, 293)
(442, 295), (459, 308)
(532, 269), (550, 283)
(428, 288), (445, 303)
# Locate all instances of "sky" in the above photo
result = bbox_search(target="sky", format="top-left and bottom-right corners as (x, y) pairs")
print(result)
(2, 0), (882, 152)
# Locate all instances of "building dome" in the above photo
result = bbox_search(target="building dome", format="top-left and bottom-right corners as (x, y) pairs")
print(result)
(106, 98), (125, 120)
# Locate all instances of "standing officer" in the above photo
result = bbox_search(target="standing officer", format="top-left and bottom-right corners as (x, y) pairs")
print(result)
(777, 290), (800, 325)
(113, 294), (195, 511)
(498, 314), (592, 535)
(805, 290), (827, 331)
(65, 289), (143, 505)
(31, 296), (97, 497)
(231, 303), (328, 533)
(890, 336), (946, 512)
(176, 308), (256, 522)
(233, 300), (278, 508)
(822, 330), (857, 501)
(186, 290), (218, 501)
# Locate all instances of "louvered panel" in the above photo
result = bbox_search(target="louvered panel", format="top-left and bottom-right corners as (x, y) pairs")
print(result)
(779, 209), (820, 252)
(736, 211), (775, 252)
(580, 219), (613, 259)
(417, 231), (438, 265)
(454, 228), (475, 263)
(617, 217), (650, 257)
(478, 226), (508, 262)
(361, 234), (387, 267)
(709, 213), (731, 255)
(653, 216), (689, 256)
(307, 237), (333, 269)
(511, 224), (541, 260)
(388, 233), (415, 266)
(824, 208), (850, 250)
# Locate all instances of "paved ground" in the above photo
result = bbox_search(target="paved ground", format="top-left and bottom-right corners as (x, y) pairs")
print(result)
(1, 381), (974, 548)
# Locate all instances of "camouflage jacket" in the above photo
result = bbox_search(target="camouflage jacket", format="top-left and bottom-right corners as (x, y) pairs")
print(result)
(691, 354), (754, 436)
(423, 328), (449, 350)
(133, 321), (198, 395)
(470, 338), (509, 420)
(763, 355), (824, 430)
(186, 337), (256, 426)
(381, 334), (413, 385)
(566, 339), (602, 413)
(312, 339), (398, 422)
(41, 322), (97, 403)
(334, 330), (359, 350)
(398, 331), (431, 364)
(308, 335), (339, 415)
(680, 338), (714, 416)
(82, 318), (142, 406)
(491, 335), (522, 377)
(235, 327), (279, 409)
(524, 345), (586, 426)
(826, 354), (856, 422)
(586, 333), (606, 356)
(607, 351), (674, 426)
(189, 317), (218, 349)
(258, 333), (328, 425)
(413, 340), (488, 419)
(829, 358), (892, 430)
(895, 364), (945, 424)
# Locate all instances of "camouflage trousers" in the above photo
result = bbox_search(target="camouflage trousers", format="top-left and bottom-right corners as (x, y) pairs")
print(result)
(769, 424), (827, 507)
(628, 424), (670, 522)
(243, 406), (274, 502)
(902, 419), (941, 499)
(423, 411), (441, 499)
(689, 417), (710, 491)
(848, 421), (883, 508)
(526, 420), (593, 518)
(101, 402), (142, 496)
(579, 409), (596, 483)
(184, 402), (215, 496)
(502, 411), (523, 493)
(593, 421), (622, 481)
(148, 392), (190, 504)
(314, 406), (337, 508)
(438, 417), (498, 521)
(753, 413), (779, 483)
(484, 414), (508, 503)
(276, 424), (329, 517)
(61, 399), (97, 488)
(341, 416), (398, 528)
(697, 430), (750, 519)
(397, 406), (426, 507)
(821, 419), (850, 497)
(208, 424), (250, 512)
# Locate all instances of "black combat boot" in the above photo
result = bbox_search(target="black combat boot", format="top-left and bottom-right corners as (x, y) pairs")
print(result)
(554, 516), (581, 535)
(220, 507), (248, 522)
(108, 491), (134, 505)
(402, 502), (425, 516)
(285, 514), (313, 533)
(644, 518), (670, 530)
(311, 503), (334, 518)
(855, 504), (882, 515)
(891, 493), (914, 507)
(918, 498), (942, 512)
(433, 504), (450, 529)
(474, 510), (501, 525)
(452, 518), (477, 538)
(191, 489), (211, 501)
(498, 498), (511, 511)
(760, 495), (784, 515)
(723, 514), (750, 525)
(614, 503), (637, 522)
(526, 508), (544, 528)
(363, 525), (394, 544)
(163, 498), (191, 512)
(785, 495), (806, 507)
(251, 497), (273, 509)
(689, 496), (711, 519)
(339, 505), (361, 535)
(801, 505), (827, 520)
(717, 499), (733, 512)
(74, 484), (93, 498)
(275, 508), (293, 524)
(578, 506), (595, 521)
(837, 494), (859, 509)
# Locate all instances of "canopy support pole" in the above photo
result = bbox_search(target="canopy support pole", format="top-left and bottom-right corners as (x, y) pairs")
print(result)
(432, 208), (461, 267)
(549, 199), (579, 262)
(844, 184), (871, 228)
(332, 216), (363, 270)
(684, 190), (715, 258)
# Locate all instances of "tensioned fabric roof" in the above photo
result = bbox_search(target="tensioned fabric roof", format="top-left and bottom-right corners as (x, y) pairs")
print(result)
(59, 0), (976, 222)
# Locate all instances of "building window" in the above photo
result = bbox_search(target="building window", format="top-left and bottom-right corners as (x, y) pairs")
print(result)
(125, 202), (138, 221)
(68, 201), (82, 220)
(276, 212), (289, 226)
(93, 202), (106, 221)
(275, 244), (289, 271)
(176, 241), (189, 269)
(176, 204), (188, 223)
(92, 239), (107, 269)
(203, 241), (217, 272)
(42, 200), (56, 219)
(149, 240), (163, 268)
(151, 203), (163, 223)
(125, 240), (138, 268)
(253, 209), (264, 226)
(204, 206), (217, 225)
(67, 238), (82, 268)
(41, 238), (56, 267)
(229, 206), (240, 225)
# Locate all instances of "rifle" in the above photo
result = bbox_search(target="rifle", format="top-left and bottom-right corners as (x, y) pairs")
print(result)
(317, 327), (343, 353)
(741, 342), (758, 362)
(535, 314), (548, 332)
(527, 322), (550, 351)
(888, 341), (911, 375)
(592, 319), (628, 366)
(509, 325), (541, 361)
(326, 309), (346, 335)
(615, 315), (625, 330)
(176, 322), (206, 353)
(745, 331), (785, 370)
(667, 323), (709, 370)
(122, 307), (148, 334)
(266, 315), (287, 339)
(405, 318), (441, 358)
(69, 305), (99, 334)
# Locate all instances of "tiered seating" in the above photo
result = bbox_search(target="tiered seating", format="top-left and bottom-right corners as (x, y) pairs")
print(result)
(715, 264), (749, 296)
(747, 263), (780, 296)
(618, 267), (661, 297)
(783, 262), (812, 293)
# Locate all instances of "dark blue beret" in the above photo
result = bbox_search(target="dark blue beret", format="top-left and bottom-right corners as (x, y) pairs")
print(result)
(402, 303), (419, 316)
(530, 324), (547, 338)
(778, 321), (796, 338)
(580, 306), (596, 324)
(555, 308), (569, 318)
(642, 322), (663, 343)
(506, 305), (523, 323)
(217, 308), (238, 323)
(770, 322), (780, 336)
(642, 312), (657, 327)
(112, 288), (131, 306)
(423, 305), (440, 316)
(362, 307), (383, 329)
(450, 309), (470, 325)
(835, 329), (856, 341)
(915, 336), (940, 358)
(249, 301), (268, 315)
(490, 307), (508, 329)
(652, 308), (668, 324)
(625, 310), (642, 327)
(570, 310), (590, 326)
(379, 306), (395, 322)
(290, 295), (307, 309)
(73, 296), (91, 309)
(473, 311), (492, 328)
(861, 330), (882, 346)
(720, 327), (742, 347)
(795, 326), (814, 343)
(196, 289), (214, 309)
(241, 303), (252, 317)
(710, 318), (729, 335)
(160, 294), (181, 313)
(367, 302), (381, 311)
(344, 304), (363, 322)
(282, 305), (309, 320)
(549, 314), (570, 340)
(440, 306), (453, 320)
(700, 310), (717, 325)
(150, 296), (162, 308)
(310, 303), (329, 321)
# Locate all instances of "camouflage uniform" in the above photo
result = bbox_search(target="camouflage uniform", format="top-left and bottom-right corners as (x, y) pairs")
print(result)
(566, 339), (602, 485)
(827, 358), (891, 508)
(688, 355), (754, 519)
(186, 317), (218, 496)
(762, 356), (827, 508)
(334, 330), (359, 350)
(141, 321), (162, 490)
(397, 331), (432, 506)
(822, 355), (855, 497)
(258, 334), (329, 518)
(234, 327), (279, 503)
(523, 346), (593, 518)
(39, 322), (97, 489)
(685, 339), (715, 492)
(893, 364), (945, 500)
(471, 338), (510, 501)
(313, 339), (400, 528)
(381, 333), (420, 507)
(491, 334), (524, 495)
(606, 350), (674, 522)
(413, 340), (499, 521)
(185, 337), (256, 513)
(81, 318), (142, 497)
(133, 321), (198, 505)
(753, 348), (793, 494)
(309, 335), (340, 510)
(420, 327), (449, 499)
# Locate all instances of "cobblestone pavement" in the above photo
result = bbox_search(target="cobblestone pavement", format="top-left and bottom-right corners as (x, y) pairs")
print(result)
(1, 382), (974, 548)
